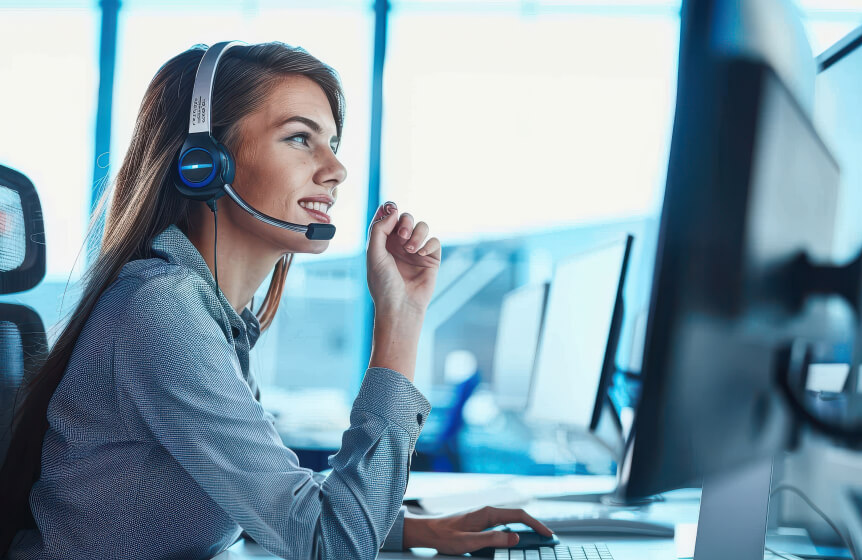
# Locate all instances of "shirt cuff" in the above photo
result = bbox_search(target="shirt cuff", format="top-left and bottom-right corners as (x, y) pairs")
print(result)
(380, 506), (407, 551)
(352, 367), (432, 446)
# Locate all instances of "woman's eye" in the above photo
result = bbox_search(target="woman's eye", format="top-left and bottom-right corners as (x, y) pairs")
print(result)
(284, 134), (309, 146)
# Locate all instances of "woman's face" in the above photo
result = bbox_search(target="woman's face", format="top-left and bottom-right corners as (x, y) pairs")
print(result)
(227, 74), (346, 255)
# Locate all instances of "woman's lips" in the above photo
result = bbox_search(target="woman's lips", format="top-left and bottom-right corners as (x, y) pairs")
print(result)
(299, 205), (332, 224)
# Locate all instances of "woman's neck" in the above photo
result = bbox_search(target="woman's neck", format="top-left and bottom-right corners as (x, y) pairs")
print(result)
(186, 206), (284, 315)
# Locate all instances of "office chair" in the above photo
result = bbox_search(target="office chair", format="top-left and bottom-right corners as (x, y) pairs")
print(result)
(0, 164), (48, 466)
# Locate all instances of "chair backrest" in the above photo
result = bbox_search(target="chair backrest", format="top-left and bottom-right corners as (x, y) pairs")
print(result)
(0, 164), (48, 466)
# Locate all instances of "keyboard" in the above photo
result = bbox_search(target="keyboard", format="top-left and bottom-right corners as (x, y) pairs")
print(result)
(493, 543), (613, 559)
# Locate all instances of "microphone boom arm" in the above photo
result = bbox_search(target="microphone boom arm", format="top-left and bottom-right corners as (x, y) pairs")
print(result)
(221, 183), (335, 240)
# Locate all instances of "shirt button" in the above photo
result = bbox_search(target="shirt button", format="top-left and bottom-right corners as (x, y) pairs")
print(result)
(416, 413), (423, 425)
(231, 326), (240, 338)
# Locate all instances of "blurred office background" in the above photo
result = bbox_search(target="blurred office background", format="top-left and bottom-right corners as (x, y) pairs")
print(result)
(2, 0), (861, 475)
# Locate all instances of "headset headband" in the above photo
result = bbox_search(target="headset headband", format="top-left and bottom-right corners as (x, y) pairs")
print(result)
(188, 41), (245, 135)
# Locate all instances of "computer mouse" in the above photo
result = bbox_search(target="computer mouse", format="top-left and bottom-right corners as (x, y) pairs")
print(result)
(469, 525), (560, 557)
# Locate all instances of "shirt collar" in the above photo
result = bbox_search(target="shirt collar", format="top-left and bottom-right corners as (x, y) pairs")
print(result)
(150, 224), (262, 349)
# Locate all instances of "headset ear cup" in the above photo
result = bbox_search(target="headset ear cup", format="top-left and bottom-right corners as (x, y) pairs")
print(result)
(172, 152), (186, 194)
(218, 142), (235, 185)
(174, 133), (227, 201)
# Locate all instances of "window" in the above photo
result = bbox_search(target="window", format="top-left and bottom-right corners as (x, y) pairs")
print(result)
(382, 2), (680, 244)
(788, 0), (862, 55)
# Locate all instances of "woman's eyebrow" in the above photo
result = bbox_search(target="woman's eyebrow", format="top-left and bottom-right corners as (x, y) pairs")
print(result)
(275, 115), (339, 144)
(276, 115), (322, 133)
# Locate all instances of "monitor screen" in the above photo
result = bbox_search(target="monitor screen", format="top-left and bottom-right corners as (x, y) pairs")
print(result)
(491, 282), (549, 411)
(525, 237), (630, 431)
(816, 26), (862, 264)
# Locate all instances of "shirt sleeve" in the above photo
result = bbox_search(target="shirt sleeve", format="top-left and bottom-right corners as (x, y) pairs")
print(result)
(112, 273), (430, 559)
(380, 506), (407, 551)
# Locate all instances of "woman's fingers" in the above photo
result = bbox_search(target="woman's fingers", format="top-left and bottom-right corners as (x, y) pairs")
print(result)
(417, 236), (441, 258)
(372, 207), (439, 265)
(405, 222), (429, 253)
(368, 202), (398, 244)
(395, 212), (415, 242)
(479, 507), (554, 537)
(387, 210), (437, 255)
(402, 220), (429, 254)
(460, 530), (518, 552)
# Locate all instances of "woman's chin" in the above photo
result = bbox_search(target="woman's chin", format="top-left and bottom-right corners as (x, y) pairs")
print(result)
(299, 238), (330, 254)
(311, 241), (330, 254)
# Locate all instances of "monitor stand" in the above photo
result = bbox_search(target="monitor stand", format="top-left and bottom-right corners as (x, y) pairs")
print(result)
(548, 423), (660, 507)
(546, 450), (660, 506)
(694, 456), (773, 560)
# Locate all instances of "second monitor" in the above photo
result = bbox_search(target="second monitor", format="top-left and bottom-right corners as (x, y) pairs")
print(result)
(525, 234), (633, 459)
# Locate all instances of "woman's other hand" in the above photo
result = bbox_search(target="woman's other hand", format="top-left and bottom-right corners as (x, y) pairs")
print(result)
(366, 201), (441, 380)
(366, 201), (441, 318)
(402, 506), (555, 556)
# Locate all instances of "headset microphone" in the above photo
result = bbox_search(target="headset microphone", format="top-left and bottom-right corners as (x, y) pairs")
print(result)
(173, 40), (336, 242)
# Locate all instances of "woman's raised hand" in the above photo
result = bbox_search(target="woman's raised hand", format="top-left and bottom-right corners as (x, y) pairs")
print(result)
(366, 201), (441, 318)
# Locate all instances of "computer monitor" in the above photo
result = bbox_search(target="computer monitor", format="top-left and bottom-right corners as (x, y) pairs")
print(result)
(525, 235), (633, 457)
(491, 282), (549, 411)
(814, 25), (862, 394)
(616, 0), (846, 557)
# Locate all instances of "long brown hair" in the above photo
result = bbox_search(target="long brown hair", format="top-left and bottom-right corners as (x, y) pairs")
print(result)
(0, 42), (345, 548)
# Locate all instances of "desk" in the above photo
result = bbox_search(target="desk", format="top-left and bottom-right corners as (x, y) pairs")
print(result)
(209, 473), (801, 560)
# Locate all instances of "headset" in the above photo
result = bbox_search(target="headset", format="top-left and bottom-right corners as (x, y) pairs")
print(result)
(173, 40), (336, 242)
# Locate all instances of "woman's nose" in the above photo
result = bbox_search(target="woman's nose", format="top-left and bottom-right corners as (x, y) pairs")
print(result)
(317, 151), (347, 187)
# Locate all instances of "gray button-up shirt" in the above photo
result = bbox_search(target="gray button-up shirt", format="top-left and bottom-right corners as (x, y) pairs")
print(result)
(8, 224), (431, 559)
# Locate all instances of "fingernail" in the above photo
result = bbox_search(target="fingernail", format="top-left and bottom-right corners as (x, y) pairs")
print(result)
(509, 533), (519, 546)
(398, 227), (410, 238)
(405, 245), (414, 252)
(417, 249), (426, 256)
(383, 201), (396, 216)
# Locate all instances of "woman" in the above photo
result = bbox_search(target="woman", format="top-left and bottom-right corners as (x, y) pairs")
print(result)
(0, 42), (551, 559)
